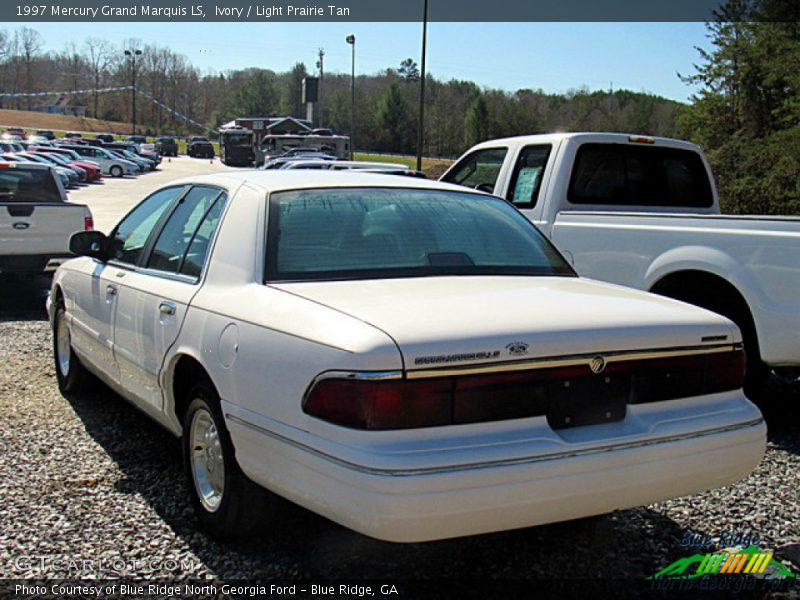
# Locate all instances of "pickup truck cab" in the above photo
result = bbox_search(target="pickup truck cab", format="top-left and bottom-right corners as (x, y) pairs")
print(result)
(0, 162), (93, 275)
(441, 133), (800, 393)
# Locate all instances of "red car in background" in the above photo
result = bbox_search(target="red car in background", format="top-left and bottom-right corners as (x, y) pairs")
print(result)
(30, 146), (103, 182)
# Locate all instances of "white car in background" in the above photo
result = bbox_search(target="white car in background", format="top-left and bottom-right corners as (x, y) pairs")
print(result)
(48, 172), (765, 542)
(59, 144), (138, 177)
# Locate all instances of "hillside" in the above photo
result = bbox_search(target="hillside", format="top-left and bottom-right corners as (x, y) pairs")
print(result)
(0, 108), (139, 135)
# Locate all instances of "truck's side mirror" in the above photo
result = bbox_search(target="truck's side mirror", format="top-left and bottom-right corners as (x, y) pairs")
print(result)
(69, 231), (108, 261)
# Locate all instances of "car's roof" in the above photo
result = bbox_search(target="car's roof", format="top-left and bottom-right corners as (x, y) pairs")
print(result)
(168, 169), (473, 195)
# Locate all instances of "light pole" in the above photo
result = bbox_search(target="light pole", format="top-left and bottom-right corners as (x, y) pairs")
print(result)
(416, 0), (428, 171)
(124, 48), (142, 135)
(346, 34), (355, 160)
(316, 48), (325, 128)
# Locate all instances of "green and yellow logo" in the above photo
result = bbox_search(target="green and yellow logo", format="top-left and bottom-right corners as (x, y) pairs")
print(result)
(649, 546), (796, 579)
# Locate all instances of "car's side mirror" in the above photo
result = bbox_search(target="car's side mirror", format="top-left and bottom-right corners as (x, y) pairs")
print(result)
(69, 231), (109, 261)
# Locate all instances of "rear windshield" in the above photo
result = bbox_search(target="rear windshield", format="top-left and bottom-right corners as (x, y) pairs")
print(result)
(568, 143), (713, 208)
(0, 166), (62, 203)
(266, 187), (574, 282)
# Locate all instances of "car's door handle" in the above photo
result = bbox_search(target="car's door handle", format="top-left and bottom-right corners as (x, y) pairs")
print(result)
(106, 285), (118, 296)
(159, 301), (176, 315)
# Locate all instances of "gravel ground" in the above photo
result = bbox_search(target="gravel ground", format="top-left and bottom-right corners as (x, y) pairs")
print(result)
(0, 287), (798, 596)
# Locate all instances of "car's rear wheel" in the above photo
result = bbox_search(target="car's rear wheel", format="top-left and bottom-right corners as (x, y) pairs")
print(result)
(182, 380), (277, 540)
(53, 302), (94, 393)
(110, 165), (123, 178)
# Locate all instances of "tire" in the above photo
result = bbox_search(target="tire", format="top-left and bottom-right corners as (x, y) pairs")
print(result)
(653, 279), (770, 398)
(110, 165), (123, 178)
(182, 380), (277, 540)
(52, 301), (95, 393)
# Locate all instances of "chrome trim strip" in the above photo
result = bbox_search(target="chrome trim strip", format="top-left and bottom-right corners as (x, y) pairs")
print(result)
(406, 343), (742, 379)
(225, 414), (764, 478)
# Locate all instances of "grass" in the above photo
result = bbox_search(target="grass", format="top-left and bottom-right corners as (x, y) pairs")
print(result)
(354, 153), (453, 178)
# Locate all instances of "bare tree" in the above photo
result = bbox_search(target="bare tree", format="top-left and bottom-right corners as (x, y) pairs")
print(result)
(83, 37), (113, 118)
(16, 27), (42, 109)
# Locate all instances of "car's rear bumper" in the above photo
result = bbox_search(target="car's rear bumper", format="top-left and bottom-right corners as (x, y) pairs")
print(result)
(224, 395), (766, 543)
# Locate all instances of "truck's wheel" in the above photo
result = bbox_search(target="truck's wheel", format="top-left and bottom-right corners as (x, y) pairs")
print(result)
(110, 165), (123, 178)
(52, 302), (95, 393)
(652, 277), (770, 399)
(182, 380), (278, 540)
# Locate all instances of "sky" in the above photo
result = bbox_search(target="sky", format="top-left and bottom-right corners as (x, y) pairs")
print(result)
(16, 22), (711, 102)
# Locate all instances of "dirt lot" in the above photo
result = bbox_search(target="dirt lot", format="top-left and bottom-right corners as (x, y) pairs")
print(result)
(0, 108), (139, 136)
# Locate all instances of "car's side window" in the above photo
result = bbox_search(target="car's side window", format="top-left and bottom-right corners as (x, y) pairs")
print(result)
(107, 186), (185, 266)
(506, 145), (552, 209)
(179, 193), (228, 278)
(440, 147), (508, 193)
(146, 186), (226, 277)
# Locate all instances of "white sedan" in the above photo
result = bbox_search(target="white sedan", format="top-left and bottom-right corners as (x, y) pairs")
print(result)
(48, 172), (765, 542)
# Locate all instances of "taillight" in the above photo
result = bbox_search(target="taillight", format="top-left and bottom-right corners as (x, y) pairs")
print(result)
(84, 215), (94, 231)
(304, 349), (747, 430)
(705, 349), (746, 393)
(304, 378), (452, 429)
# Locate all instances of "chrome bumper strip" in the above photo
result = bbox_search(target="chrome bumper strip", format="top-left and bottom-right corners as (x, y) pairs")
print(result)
(226, 413), (763, 478)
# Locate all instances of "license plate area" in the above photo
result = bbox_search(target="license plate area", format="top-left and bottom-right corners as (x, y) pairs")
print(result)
(547, 374), (630, 430)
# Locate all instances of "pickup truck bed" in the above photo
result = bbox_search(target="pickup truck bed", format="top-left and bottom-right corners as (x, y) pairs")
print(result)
(1, 162), (91, 274)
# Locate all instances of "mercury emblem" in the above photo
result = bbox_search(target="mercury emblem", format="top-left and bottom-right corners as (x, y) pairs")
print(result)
(590, 355), (607, 374)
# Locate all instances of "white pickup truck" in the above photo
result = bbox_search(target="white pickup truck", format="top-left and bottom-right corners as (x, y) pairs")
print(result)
(0, 161), (93, 275)
(441, 132), (800, 394)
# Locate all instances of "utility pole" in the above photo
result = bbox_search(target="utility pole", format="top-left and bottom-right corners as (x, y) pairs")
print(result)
(346, 35), (355, 160)
(316, 48), (325, 128)
(416, 0), (428, 172)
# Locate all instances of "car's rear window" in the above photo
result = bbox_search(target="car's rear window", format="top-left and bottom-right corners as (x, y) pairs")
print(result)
(266, 187), (574, 282)
(0, 166), (62, 203)
(568, 143), (713, 208)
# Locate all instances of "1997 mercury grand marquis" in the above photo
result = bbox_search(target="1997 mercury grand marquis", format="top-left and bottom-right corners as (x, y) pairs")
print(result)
(48, 172), (765, 542)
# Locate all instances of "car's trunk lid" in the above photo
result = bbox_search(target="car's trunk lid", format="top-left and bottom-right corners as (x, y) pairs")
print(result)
(272, 276), (737, 372)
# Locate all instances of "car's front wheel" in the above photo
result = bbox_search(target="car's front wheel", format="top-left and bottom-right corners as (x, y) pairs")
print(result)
(110, 165), (123, 177)
(53, 301), (94, 393)
(182, 381), (277, 540)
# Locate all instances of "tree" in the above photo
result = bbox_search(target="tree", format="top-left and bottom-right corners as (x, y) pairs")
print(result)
(678, 0), (800, 214)
(397, 58), (419, 82)
(16, 27), (42, 109)
(465, 95), (489, 146)
(378, 83), (412, 152)
(281, 62), (307, 117)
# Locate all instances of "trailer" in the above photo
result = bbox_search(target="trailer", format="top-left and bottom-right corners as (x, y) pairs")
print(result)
(219, 126), (255, 166)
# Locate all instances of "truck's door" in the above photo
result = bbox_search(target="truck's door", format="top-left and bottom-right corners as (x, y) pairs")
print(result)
(439, 146), (509, 194)
(503, 144), (554, 218)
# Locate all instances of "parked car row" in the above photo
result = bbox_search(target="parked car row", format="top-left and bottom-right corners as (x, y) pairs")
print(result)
(2, 128), (191, 158)
(0, 130), (174, 278)
(260, 148), (426, 178)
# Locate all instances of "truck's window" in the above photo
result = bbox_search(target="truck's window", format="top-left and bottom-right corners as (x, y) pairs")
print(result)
(441, 147), (508, 193)
(568, 143), (713, 208)
(506, 145), (552, 209)
(0, 166), (62, 203)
